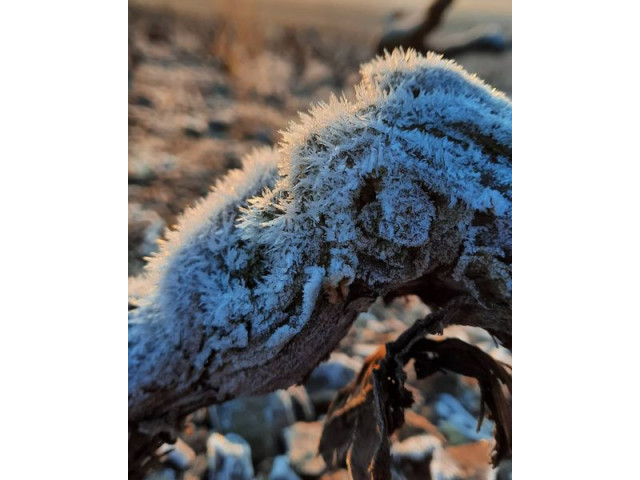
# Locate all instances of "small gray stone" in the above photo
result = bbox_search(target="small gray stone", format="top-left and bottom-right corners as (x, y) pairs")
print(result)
(434, 393), (493, 445)
(184, 454), (208, 480)
(352, 343), (379, 359)
(209, 390), (300, 461)
(287, 385), (315, 422)
(189, 406), (209, 426)
(430, 441), (493, 480)
(391, 434), (442, 480)
(391, 434), (442, 463)
(206, 433), (254, 480)
(305, 353), (361, 408)
(143, 468), (176, 480)
(269, 455), (301, 480)
(165, 438), (196, 471)
(283, 422), (326, 477)
(497, 459), (512, 480)
(367, 295), (430, 326)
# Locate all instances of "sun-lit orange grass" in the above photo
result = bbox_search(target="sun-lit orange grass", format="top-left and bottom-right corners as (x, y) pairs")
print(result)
(210, 0), (270, 99)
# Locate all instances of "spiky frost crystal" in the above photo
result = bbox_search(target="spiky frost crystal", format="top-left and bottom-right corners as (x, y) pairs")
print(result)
(129, 50), (511, 390)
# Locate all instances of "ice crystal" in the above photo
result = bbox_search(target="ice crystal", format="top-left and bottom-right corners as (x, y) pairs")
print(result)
(129, 50), (511, 378)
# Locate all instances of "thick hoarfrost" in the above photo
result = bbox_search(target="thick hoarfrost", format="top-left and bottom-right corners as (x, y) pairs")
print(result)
(129, 50), (512, 397)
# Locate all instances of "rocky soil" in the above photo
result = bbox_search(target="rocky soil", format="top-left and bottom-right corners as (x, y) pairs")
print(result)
(128, 6), (512, 479)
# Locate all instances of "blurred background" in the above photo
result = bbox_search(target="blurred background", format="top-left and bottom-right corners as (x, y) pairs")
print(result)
(128, 1), (511, 479)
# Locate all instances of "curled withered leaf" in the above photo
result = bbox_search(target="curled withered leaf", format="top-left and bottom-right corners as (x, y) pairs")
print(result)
(408, 337), (512, 465)
(346, 371), (390, 480)
(319, 346), (385, 469)
(320, 314), (512, 480)
(319, 346), (413, 480)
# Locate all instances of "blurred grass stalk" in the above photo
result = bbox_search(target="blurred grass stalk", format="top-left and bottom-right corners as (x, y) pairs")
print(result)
(129, 0), (511, 36)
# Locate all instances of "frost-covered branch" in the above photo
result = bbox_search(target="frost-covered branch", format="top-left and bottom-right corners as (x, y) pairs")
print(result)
(128, 50), (512, 434)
